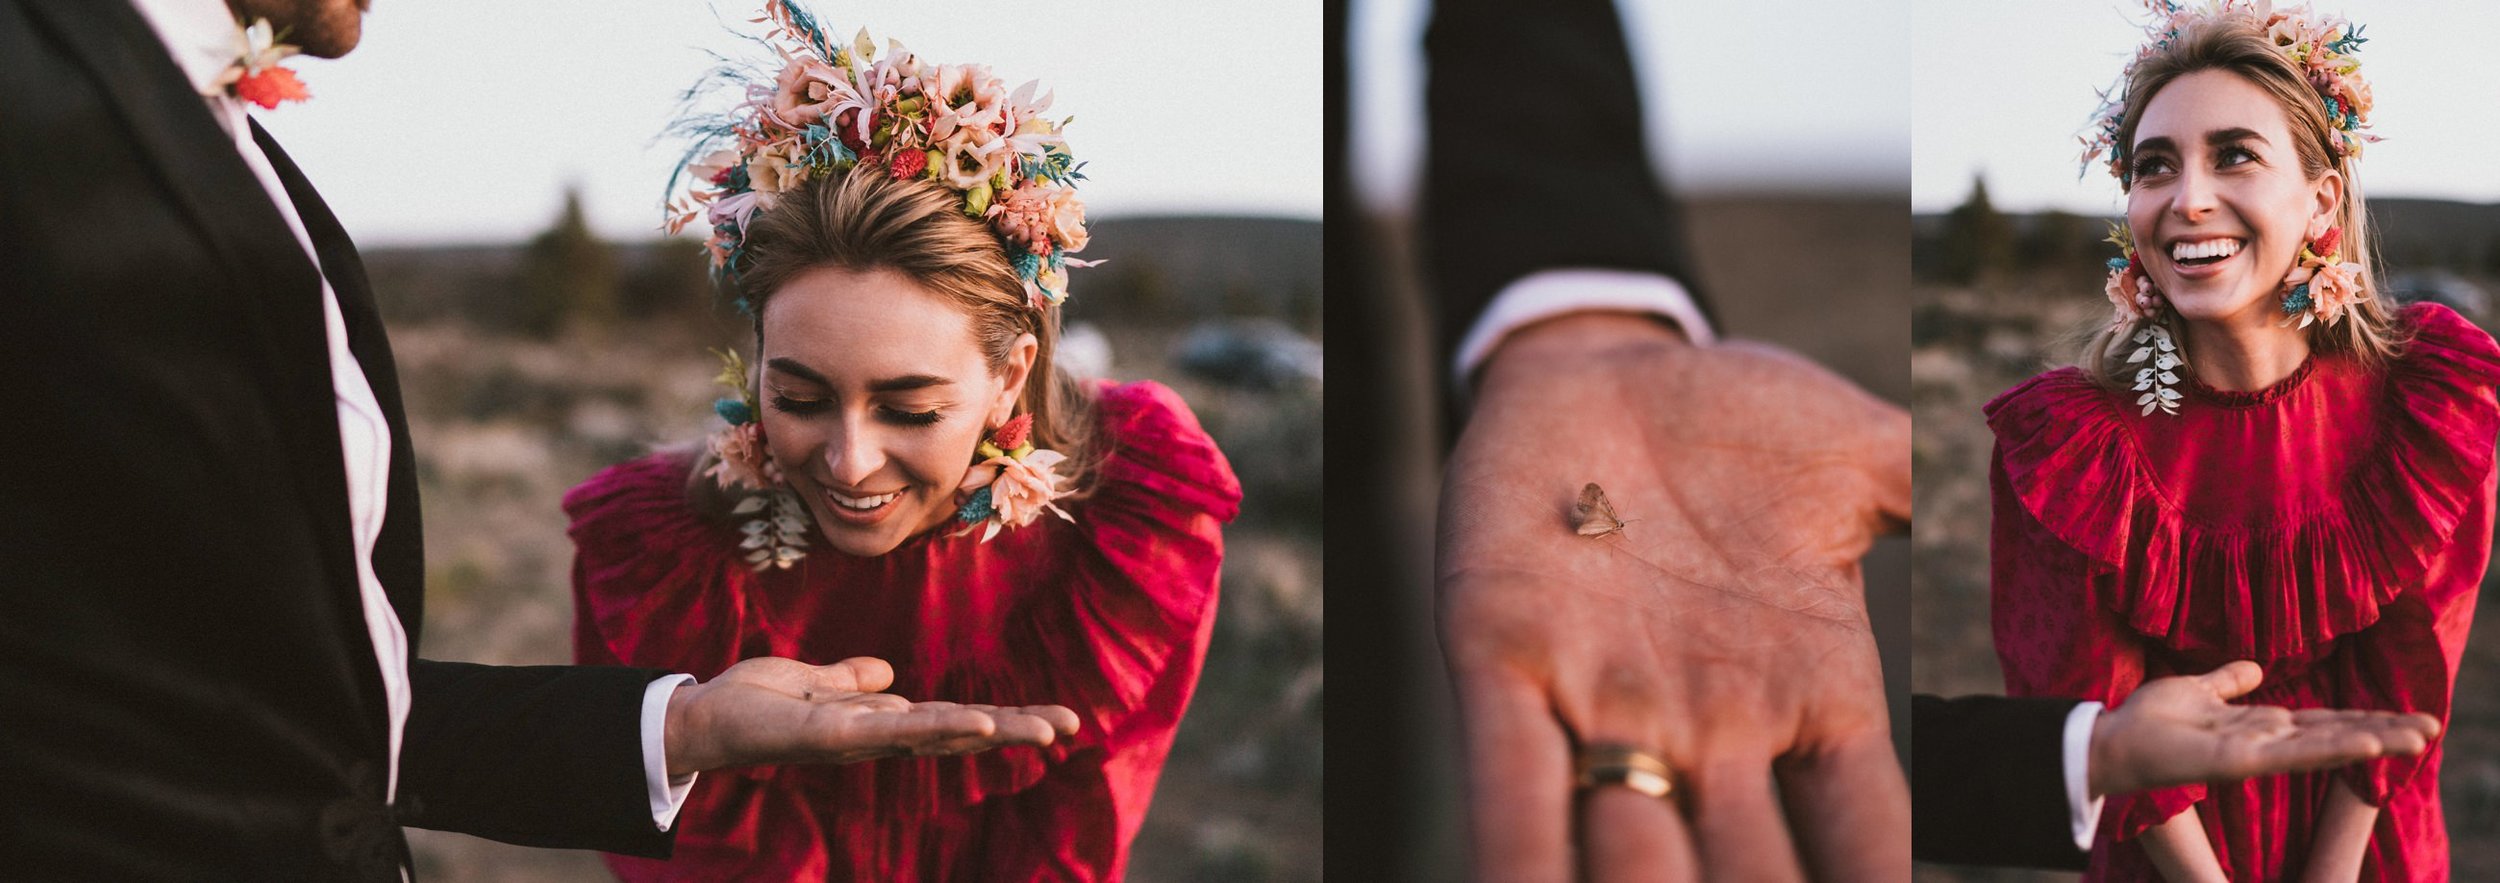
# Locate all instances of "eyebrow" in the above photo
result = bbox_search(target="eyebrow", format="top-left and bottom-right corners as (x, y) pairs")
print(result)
(764, 358), (953, 393)
(2133, 127), (2270, 156)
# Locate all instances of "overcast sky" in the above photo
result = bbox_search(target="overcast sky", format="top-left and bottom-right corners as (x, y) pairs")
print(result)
(1913, 0), (2500, 215)
(1351, 0), (1911, 212)
(256, 0), (1321, 246)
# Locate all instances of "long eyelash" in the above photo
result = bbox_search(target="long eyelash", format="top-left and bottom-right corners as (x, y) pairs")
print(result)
(770, 394), (830, 414)
(884, 407), (944, 427)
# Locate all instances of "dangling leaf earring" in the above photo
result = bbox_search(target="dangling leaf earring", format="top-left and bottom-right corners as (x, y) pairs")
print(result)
(702, 349), (811, 570)
(2280, 226), (2367, 329)
(2105, 223), (2184, 416)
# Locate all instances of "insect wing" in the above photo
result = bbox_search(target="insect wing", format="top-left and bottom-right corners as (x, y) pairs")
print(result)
(1574, 482), (1627, 537)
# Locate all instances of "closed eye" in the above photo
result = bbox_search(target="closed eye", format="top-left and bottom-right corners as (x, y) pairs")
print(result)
(769, 393), (830, 415)
(880, 406), (944, 427)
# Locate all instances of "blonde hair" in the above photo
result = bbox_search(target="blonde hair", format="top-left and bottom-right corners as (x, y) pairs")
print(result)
(2085, 12), (2405, 385)
(707, 171), (1098, 498)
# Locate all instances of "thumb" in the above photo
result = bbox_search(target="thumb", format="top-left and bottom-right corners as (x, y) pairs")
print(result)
(816, 656), (897, 694)
(2196, 660), (2265, 701)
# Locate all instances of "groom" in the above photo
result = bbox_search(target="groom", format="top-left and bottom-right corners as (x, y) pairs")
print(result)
(0, 0), (1073, 878)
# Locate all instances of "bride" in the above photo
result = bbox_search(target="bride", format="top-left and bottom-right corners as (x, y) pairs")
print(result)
(1987, 3), (2496, 880)
(566, 4), (1241, 879)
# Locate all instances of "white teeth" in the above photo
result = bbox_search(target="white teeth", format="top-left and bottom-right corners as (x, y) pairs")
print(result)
(2170, 238), (2243, 261)
(829, 490), (898, 509)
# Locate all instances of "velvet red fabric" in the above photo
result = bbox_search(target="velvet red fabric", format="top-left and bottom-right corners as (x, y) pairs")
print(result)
(566, 381), (1241, 881)
(1987, 303), (2500, 882)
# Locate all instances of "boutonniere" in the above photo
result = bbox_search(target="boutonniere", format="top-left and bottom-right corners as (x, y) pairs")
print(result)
(218, 18), (310, 109)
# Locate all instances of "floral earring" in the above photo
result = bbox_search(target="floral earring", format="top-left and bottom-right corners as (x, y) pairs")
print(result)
(953, 413), (1076, 542)
(704, 349), (811, 570)
(2281, 226), (2367, 329)
(2106, 223), (2185, 416)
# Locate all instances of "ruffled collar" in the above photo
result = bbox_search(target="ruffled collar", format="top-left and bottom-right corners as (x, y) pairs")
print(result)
(2181, 352), (2317, 408)
(1984, 303), (2500, 658)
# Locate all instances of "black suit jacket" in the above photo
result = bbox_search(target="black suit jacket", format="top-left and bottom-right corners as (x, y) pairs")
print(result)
(1420, 0), (1714, 377)
(0, 1), (670, 876)
(1910, 693), (2093, 870)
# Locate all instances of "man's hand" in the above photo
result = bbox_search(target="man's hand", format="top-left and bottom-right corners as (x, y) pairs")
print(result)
(2089, 661), (2440, 798)
(1438, 313), (1911, 882)
(662, 656), (1081, 777)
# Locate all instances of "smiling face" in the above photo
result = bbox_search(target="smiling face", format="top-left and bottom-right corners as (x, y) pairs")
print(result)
(2125, 69), (2342, 329)
(756, 266), (1035, 557)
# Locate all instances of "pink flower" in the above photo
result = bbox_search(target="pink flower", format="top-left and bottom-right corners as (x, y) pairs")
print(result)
(2307, 262), (2367, 325)
(2104, 263), (2152, 323)
(1047, 186), (1089, 254)
(768, 60), (845, 129)
(705, 422), (780, 491)
(983, 448), (1073, 530)
(989, 181), (1057, 254)
(745, 140), (805, 194)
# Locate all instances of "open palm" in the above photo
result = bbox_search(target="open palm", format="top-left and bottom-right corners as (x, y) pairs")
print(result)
(1438, 316), (1911, 882)
(662, 656), (1080, 776)
(2090, 661), (2441, 798)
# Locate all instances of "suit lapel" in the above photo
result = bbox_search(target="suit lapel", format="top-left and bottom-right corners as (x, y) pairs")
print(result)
(19, 0), (327, 315)
(253, 122), (430, 642)
(29, 0), (394, 743)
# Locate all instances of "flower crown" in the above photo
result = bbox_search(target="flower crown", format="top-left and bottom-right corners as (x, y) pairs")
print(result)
(2080, 1), (2375, 181)
(666, 1), (1097, 311)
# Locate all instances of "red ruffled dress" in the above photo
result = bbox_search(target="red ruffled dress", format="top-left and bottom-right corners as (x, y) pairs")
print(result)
(565, 381), (1241, 882)
(1987, 304), (2500, 881)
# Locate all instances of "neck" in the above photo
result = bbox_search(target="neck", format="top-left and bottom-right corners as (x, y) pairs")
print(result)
(2182, 311), (2310, 391)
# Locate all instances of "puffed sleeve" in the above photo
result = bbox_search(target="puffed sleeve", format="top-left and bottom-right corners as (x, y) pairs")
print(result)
(565, 452), (754, 680)
(985, 381), (1242, 747)
(1986, 371), (2198, 839)
(2324, 303), (2500, 805)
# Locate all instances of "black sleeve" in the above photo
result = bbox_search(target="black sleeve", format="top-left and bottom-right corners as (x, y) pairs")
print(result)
(1910, 693), (2091, 870)
(1421, 0), (1712, 374)
(395, 661), (677, 858)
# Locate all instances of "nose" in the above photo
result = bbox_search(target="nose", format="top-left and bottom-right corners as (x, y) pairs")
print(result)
(821, 417), (886, 490)
(2170, 165), (2218, 224)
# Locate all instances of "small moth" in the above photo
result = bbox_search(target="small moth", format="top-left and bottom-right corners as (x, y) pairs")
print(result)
(1573, 482), (1628, 538)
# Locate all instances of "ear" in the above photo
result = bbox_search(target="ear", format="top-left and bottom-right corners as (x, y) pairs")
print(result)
(2308, 167), (2345, 241)
(988, 333), (1040, 427)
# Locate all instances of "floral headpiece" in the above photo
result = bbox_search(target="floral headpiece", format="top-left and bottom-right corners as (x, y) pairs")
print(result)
(666, 1), (1097, 311)
(2080, 1), (2375, 182)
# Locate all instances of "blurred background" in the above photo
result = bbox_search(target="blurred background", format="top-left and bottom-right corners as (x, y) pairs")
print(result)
(1330, 0), (1908, 877)
(1913, 1), (2500, 879)
(257, 1), (1320, 879)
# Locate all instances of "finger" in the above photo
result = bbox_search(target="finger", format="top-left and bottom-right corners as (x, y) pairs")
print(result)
(1579, 785), (1698, 883)
(817, 657), (896, 694)
(1454, 672), (1574, 883)
(1013, 704), (1081, 736)
(1689, 758), (1807, 883)
(2251, 727), (2390, 776)
(1776, 735), (1909, 882)
(874, 705), (996, 746)
(2195, 661), (2265, 701)
(848, 692), (911, 713)
(983, 710), (1063, 747)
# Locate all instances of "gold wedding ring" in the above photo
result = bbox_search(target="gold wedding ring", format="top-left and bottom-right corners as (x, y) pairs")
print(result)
(1574, 744), (1675, 799)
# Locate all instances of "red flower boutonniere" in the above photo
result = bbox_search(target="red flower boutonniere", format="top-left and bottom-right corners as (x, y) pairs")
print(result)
(218, 18), (309, 109)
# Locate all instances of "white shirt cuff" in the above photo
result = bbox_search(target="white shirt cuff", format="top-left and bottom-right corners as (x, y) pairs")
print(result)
(641, 674), (700, 831)
(1450, 268), (1714, 392)
(2062, 700), (2106, 852)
